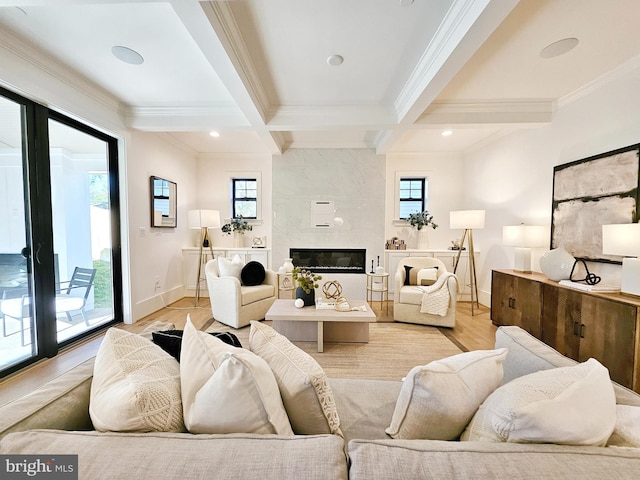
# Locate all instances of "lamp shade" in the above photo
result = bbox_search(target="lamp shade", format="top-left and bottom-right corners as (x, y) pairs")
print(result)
(450, 210), (485, 230)
(188, 209), (221, 229)
(602, 223), (640, 257)
(503, 225), (547, 248)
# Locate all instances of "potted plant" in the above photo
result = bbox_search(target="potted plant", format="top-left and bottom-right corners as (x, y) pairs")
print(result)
(221, 216), (253, 248)
(407, 211), (438, 249)
(291, 267), (322, 306)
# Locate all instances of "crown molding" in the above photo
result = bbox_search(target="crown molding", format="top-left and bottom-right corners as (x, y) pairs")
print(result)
(418, 99), (555, 124)
(558, 54), (640, 108)
(123, 105), (249, 130)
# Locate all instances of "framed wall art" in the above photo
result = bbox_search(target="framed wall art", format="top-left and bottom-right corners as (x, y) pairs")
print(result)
(551, 143), (640, 263)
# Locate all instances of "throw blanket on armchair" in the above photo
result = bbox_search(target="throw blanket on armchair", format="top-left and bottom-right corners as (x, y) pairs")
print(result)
(418, 272), (457, 316)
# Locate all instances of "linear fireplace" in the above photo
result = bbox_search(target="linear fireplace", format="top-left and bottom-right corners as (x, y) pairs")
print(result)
(289, 248), (366, 274)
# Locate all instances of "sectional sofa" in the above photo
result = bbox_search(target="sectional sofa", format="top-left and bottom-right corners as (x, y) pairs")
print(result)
(1, 325), (639, 479)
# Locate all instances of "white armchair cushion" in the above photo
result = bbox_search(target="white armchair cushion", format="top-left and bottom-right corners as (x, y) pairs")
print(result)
(180, 318), (293, 435)
(241, 284), (276, 305)
(217, 254), (243, 280)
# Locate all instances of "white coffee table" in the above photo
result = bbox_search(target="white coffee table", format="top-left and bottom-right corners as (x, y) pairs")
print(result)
(265, 299), (376, 352)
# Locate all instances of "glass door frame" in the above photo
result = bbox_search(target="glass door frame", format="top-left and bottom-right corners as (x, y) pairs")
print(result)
(0, 86), (122, 377)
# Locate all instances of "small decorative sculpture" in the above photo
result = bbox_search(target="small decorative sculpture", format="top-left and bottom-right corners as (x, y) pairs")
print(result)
(322, 280), (343, 299)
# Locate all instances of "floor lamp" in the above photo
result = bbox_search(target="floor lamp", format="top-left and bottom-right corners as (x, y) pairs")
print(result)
(188, 209), (220, 302)
(450, 210), (485, 315)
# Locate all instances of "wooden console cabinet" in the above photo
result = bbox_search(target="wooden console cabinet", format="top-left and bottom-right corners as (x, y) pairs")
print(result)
(491, 269), (640, 392)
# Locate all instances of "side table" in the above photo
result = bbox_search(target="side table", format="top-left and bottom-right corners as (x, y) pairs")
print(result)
(366, 272), (389, 314)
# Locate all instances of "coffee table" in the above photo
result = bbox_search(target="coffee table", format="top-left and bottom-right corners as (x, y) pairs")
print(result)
(265, 299), (376, 352)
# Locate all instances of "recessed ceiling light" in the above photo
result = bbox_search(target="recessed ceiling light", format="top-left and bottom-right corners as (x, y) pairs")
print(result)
(540, 38), (579, 59)
(111, 45), (144, 65)
(442, 130), (453, 136)
(209, 131), (220, 138)
(327, 54), (344, 66)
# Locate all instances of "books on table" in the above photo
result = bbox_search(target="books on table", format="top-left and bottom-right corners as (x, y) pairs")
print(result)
(558, 280), (620, 293)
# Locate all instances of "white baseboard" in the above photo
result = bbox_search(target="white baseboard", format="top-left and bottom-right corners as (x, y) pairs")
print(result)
(130, 285), (185, 323)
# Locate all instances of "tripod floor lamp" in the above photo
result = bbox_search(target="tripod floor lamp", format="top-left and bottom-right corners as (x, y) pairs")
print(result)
(450, 210), (485, 315)
(188, 209), (220, 302)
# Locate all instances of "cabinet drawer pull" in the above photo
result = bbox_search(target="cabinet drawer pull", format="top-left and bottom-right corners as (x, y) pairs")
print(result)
(580, 324), (585, 339)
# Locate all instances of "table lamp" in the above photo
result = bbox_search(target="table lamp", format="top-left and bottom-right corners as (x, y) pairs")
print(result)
(602, 222), (640, 296)
(188, 209), (221, 301)
(502, 224), (547, 273)
(450, 210), (485, 315)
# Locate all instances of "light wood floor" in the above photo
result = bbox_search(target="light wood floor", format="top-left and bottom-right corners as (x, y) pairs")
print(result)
(0, 298), (496, 406)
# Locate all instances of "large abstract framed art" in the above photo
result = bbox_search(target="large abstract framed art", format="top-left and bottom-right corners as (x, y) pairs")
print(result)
(551, 144), (640, 263)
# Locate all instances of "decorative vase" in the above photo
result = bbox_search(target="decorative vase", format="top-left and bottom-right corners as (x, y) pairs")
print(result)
(233, 231), (243, 248)
(295, 286), (315, 307)
(283, 258), (294, 273)
(539, 245), (576, 281)
(416, 228), (429, 249)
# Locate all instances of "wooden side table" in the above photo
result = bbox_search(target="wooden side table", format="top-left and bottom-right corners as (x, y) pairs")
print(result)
(366, 272), (389, 314)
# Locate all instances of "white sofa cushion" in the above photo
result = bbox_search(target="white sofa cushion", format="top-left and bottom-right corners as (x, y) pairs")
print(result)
(180, 317), (293, 435)
(249, 321), (342, 435)
(89, 328), (184, 433)
(462, 358), (616, 446)
(385, 348), (508, 440)
(607, 405), (640, 447)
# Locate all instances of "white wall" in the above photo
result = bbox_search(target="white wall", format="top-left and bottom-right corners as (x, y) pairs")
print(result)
(196, 153), (273, 251)
(126, 131), (198, 320)
(385, 153), (466, 253)
(463, 63), (640, 304)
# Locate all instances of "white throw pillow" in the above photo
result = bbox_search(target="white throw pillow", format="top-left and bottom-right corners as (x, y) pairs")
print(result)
(89, 328), (184, 433)
(385, 348), (508, 440)
(180, 318), (293, 435)
(217, 254), (244, 280)
(607, 405), (640, 447)
(249, 321), (341, 436)
(462, 358), (616, 446)
(417, 267), (438, 286)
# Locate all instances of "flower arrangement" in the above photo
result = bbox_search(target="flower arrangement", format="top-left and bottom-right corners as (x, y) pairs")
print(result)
(221, 216), (253, 235)
(407, 211), (438, 230)
(291, 267), (322, 294)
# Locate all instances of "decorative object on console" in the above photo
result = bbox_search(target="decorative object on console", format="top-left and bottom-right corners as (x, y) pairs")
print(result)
(282, 258), (294, 273)
(539, 245), (575, 281)
(188, 209), (221, 302)
(385, 237), (406, 250)
(252, 236), (266, 248)
(569, 259), (601, 285)
(291, 267), (322, 306)
(502, 224), (547, 273)
(450, 209), (485, 315)
(602, 222), (640, 296)
(322, 280), (342, 299)
(408, 211), (438, 249)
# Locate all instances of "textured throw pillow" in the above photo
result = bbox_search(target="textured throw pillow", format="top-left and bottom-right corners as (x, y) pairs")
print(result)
(404, 265), (438, 285)
(152, 329), (242, 362)
(89, 328), (184, 433)
(217, 254), (244, 280)
(385, 348), (508, 440)
(462, 358), (616, 446)
(241, 261), (266, 286)
(180, 318), (293, 435)
(607, 405), (640, 447)
(417, 267), (438, 286)
(249, 321), (341, 436)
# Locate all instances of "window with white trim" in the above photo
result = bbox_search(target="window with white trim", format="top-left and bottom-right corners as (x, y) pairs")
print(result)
(398, 177), (428, 219)
(232, 178), (257, 219)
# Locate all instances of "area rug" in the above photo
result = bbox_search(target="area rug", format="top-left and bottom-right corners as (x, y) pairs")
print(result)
(205, 320), (463, 381)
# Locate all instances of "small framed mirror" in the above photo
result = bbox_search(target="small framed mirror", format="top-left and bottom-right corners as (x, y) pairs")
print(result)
(150, 176), (177, 228)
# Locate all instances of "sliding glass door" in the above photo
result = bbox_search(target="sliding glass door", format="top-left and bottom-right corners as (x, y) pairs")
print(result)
(0, 88), (121, 376)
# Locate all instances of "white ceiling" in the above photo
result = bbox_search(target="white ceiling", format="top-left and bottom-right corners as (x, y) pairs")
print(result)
(0, 0), (640, 156)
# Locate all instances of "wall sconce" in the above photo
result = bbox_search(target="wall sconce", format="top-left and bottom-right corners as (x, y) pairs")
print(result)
(502, 224), (547, 273)
(188, 209), (221, 301)
(450, 210), (485, 315)
(602, 222), (640, 296)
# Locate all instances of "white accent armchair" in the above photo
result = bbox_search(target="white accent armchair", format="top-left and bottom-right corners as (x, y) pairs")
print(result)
(393, 257), (457, 328)
(205, 259), (277, 329)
